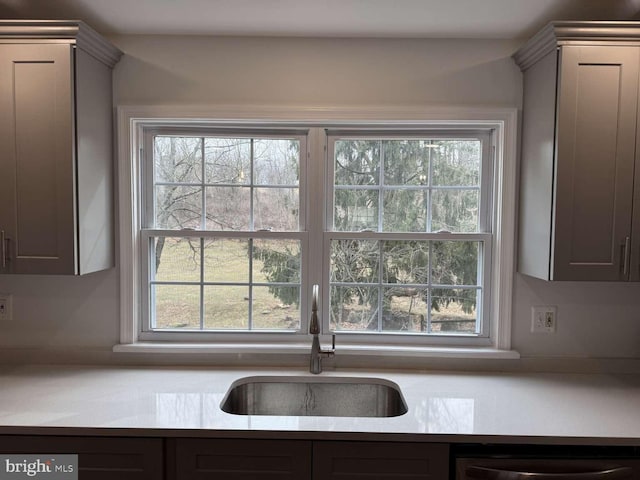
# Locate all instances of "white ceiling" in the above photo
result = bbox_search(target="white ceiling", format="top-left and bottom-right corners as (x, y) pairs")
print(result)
(1, 0), (640, 39)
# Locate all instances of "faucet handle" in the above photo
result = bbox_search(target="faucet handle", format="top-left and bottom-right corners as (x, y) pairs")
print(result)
(322, 334), (336, 356)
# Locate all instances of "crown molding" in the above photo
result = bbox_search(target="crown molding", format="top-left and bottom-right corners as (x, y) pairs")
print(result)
(0, 20), (122, 68)
(513, 21), (640, 71)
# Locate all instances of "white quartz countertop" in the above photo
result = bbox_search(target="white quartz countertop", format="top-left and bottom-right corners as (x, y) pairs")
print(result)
(1, 365), (640, 445)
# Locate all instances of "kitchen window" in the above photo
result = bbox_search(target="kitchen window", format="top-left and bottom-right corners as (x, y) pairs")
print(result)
(116, 106), (517, 356)
(141, 130), (307, 333)
(325, 131), (492, 339)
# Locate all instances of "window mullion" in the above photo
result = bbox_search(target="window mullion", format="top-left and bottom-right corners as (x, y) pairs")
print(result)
(200, 138), (206, 331)
(200, 237), (204, 330)
(427, 240), (433, 333)
(378, 240), (384, 333)
(378, 139), (384, 232)
(250, 138), (255, 231)
(427, 140), (433, 233)
(248, 238), (254, 331)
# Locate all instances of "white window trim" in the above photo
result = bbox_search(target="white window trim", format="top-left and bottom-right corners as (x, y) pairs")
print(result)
(114, 105), (519, 360)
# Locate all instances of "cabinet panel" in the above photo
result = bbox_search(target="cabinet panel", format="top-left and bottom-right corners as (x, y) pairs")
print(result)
(75, 48), (115, 273)
(518, 49), (558, 279)
(0, 43), (75, 274)
(553, 46), (639, 280)
(174, 438), (312, 479)
(313, 441), (449, 480)
(0, 435), (163, 480)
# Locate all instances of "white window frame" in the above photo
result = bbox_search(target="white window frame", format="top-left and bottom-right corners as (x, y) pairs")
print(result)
(322, 129), (493, 346)
(114, 105), (519, 359)
(140, 127), (309, 341)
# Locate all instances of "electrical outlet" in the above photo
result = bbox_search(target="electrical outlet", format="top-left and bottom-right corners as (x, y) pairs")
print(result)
(0, 293), (12, 321)
(531, 305), (557, 333)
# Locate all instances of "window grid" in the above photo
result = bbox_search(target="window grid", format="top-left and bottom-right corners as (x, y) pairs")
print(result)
(328, 239), (483, 335)
(141, 127), (493, 341)
(326, 134), (489, 338)
(144, 130), (305, 333)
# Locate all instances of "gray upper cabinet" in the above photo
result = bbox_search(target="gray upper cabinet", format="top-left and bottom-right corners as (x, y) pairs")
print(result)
(514, 22), (640, 281)
(0, 21), (122, 275)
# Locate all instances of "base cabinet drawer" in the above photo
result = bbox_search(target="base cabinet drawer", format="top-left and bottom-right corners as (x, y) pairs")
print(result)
(313, 441), (449, 480)
(0, 436), (163, 480)
(173, 438), (312, 479)
(173, 438), (449, 480)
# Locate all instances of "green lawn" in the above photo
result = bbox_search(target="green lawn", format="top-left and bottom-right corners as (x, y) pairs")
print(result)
(151, 237), (475, 333)
(153, 238), (300, 330)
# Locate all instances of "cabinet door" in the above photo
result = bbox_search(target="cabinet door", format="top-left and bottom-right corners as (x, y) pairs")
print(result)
(173, 438), (312, 480)
(0, 43), (76, 274)
(313, 441), (449, 480)
(553, 45), (639, 280)
(0, 435), (163, 480)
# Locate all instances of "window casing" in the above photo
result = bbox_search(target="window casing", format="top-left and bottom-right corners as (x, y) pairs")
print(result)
(140, 128), (308, 341)
(323, 131), (493, 342)
(137, 124), (496, 346)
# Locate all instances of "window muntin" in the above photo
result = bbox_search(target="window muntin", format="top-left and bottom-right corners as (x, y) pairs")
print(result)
(143, 131), (306, 333)
(152, 135), (301, 232)
(140, 126), (493, 342)
(328, 239), (482, 334)
(326, 132), (492, 338)
(331, 137), (483, 233)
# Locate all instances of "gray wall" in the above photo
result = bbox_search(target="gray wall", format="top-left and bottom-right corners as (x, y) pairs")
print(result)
(1, 35), (639, 366)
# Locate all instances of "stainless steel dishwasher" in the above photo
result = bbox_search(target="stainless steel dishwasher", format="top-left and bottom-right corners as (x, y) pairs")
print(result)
(455, 446), (640, 480)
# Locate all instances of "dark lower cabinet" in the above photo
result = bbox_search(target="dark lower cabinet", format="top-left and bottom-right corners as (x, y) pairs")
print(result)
(173, 438), (312, 479)
(313, 441), (449, 480)
(0, 436), (163, 479)
(171, 438), (449, 480)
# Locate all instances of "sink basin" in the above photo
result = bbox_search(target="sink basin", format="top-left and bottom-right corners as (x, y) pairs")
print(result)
(220, 376), (408, 417)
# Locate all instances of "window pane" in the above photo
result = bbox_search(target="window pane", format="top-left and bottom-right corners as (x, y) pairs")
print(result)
(153, 237), (200, 282)
(431, 140), (481, 186)
(204, 138), (251, 184)
(155, 186), (202, 229)
(153, 284), (200, 329)
(431, 189), (479, 232)
(430, 288), (478, 334)
(330, 240), (379, 283)
(155, 136), (202, 184)
(383, 189), (427, 232)
(334, 140), (380, 185)
(203, 285), (249, 329)
(252, 286), (300, 330)
(204, 238), (249, 283)
(253, 239), (301, 283)
(254, 139), (300, 185)
(431, 241), (480, 286)
(382, 241), (429, 284)
(383, 140), (430, 186)
(334, 189), (379, 231)
(254, 187), (299, 231)
(330, 285), (379, 331)
(205, 186), (250, 230)
(383, 287), (428, 332)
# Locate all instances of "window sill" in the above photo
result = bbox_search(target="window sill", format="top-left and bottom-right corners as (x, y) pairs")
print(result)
(112, 342), (520, 360)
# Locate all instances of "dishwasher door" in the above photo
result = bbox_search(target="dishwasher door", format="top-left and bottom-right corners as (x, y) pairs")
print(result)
(456, 457), (640, 480)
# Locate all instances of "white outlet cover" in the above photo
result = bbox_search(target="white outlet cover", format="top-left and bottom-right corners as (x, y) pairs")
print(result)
(531, 305), (557, 333)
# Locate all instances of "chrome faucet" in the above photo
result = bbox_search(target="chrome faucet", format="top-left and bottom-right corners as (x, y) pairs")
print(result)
(309, 284), (335, 374)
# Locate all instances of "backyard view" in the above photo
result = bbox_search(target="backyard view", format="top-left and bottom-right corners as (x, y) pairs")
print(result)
(149, 134), (483, 334)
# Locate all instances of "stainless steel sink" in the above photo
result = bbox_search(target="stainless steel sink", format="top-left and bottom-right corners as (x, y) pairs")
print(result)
(220, 376), (408, 417)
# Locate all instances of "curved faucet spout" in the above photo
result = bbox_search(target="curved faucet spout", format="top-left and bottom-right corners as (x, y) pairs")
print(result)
(310, 284), (320, 335)
(309, 284), (335, 374)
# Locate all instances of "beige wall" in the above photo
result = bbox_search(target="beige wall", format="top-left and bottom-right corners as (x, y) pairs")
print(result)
(2, 34), (640, 367)
(112, 35), (522, 107)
